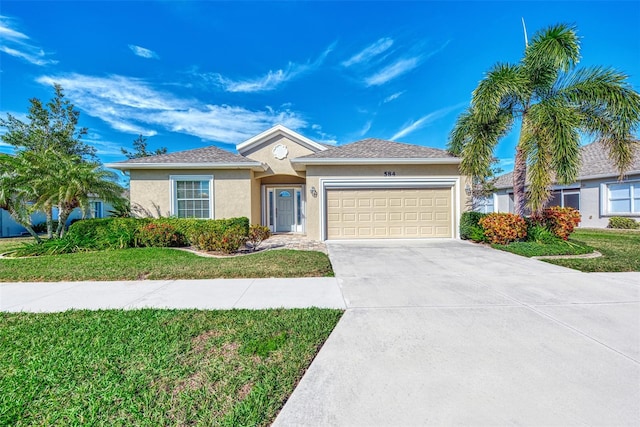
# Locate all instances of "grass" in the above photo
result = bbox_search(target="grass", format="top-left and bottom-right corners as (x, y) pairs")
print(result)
(493, 240), (593, 257)
(0, 308), (342, 426)
(543, 228), (640, 272)
(0, 237), (33, 253)
(0, 246), (334, 282)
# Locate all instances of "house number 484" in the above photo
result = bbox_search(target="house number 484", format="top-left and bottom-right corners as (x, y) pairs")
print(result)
(384, 171), (396, 176)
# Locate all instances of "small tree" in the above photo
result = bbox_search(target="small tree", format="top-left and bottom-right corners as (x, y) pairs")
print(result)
(0, 154), (41, 242)
(121, 135), (167, 159)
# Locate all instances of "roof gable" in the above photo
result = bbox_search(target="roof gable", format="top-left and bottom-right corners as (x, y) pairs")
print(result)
(106, 145), (263, 170)
(236, 124), (327, 155)
(292, 138), (458, 164)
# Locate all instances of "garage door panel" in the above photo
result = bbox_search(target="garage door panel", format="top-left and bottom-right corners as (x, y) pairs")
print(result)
(326, 188), (452, 239)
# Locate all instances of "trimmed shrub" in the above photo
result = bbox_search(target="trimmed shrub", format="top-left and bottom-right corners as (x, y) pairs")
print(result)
(460, 211), (487, 240)
(66, 218), (146, 250)
(137, 222), (186, 247)
(218, 225), (248, 254)
(478, 213), (528, 245)
(607, 216), (639, 229)
(468, 225), (487, 243)
(541, 207), (581, 240)
(246, 225), (271, 251)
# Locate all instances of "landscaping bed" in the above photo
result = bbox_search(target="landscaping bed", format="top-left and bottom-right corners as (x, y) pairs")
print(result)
(0, 308), (342, 426)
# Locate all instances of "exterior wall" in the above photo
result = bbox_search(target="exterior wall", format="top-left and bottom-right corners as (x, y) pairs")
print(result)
(304, 164), (468, 240)
(493, 173), (640, 228)
(243, 135), (315, 179)
(250, 171), (262, 224)
(0, 202), (114, 237)
(129, 169), (253, 220)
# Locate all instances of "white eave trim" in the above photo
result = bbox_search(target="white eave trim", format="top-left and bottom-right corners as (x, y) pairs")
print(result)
(236, 124), (327, 154)
(106, 162), (267, 171)
(494, 169), (640, 190)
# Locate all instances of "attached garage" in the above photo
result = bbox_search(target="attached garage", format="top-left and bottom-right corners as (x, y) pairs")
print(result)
(325, 186), (454, 240)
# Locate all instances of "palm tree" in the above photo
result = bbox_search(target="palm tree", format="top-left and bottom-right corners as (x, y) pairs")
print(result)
(35, 154), (124, 238)
(0, 154), (41, 242)
(449, 23), (640, 215)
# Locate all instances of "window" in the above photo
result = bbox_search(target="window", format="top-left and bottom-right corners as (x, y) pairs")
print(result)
(171, 175), (213, 219)
(548, 189), (580, 210)
(89, 201), (103, 218)
(606, 181), (639, 214)
(474, 195), (495, 214)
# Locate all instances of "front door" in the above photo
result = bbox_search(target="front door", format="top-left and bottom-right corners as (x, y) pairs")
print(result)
(276, 189), (295, 232)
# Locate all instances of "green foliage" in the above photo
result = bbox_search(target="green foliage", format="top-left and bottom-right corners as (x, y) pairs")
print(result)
(526, 224), (561, 244)
(540, 206), (581, 240)
(0, 248), (334, 281)
(193, 225), (248, 254)
(241, 332), (289, 358)
(31, 220), (59, 234)
(494, 240), (592, 257)
(448, 22), (640, 215)
(120, 134), (167, 159)
(9, 238), (93, 257)
(0, 309), (342, 426)
(137, 222), (186, 247)
(246, 225), (272, 251)
(107, 199), (131, 218)
(460, 211), (486, 240)
(607, 216), (639, 229)
(478, 213), (528, 245)
(468, 225), (487, 243)
(66, 217), (144, 250)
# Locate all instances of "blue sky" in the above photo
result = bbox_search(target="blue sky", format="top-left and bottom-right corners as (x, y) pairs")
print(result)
(1, 1), (639, 173)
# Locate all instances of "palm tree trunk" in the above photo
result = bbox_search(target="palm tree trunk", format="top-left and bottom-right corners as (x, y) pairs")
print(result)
(55, 210), (69, 238)
(513, 146), (527, 216)
(45, 204), (54, 239)
(7, 209), (42, 243)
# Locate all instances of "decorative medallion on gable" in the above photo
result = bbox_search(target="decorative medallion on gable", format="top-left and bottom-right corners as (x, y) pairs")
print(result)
(272, 144), (289, 160)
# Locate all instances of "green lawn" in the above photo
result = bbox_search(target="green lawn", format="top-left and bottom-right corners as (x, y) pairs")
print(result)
(0, 308), (342, 426)
(492, 240), (593, 257)
(0, 246), (334, 282)
(543, 228), (640, 272)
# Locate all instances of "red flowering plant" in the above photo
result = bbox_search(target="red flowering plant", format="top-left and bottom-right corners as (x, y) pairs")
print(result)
(478, 213), (528, 245)
(541, 207), (581, 240)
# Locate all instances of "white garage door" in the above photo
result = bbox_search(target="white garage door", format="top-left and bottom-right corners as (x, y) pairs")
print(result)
(326, 187), (453, 239)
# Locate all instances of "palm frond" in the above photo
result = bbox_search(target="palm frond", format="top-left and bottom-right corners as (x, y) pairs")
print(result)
(472, 63), (528, 123)
(524, 24), (580, 73)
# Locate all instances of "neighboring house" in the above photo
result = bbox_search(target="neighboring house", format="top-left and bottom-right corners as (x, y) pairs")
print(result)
(0, 200), (112, 237)
(108, 125), (470, 240)
(487, 140), (640, 227)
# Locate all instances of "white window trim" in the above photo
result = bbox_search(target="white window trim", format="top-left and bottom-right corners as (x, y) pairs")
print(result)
(550, 188), (581, 210)
(169, 175), (214, 219)
(89, 200), (104, 219)
(600, 180), (640, 216)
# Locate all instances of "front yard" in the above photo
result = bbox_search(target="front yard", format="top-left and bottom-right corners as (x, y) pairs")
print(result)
(0, 245), (333, 282)
(543, 228), (640, 272)
(0, 308), (342, 426)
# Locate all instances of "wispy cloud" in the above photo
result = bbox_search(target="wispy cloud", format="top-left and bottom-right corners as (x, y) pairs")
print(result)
(0, 15), (57, 66)
(36, 73), (306, 144)
(359, 120), (372, 137)
(342, 37), (393, 68)
(128, 44), (159, 59)
(383, 91), (405, 103)
(365, 57), (420, 87)
(391, 102), (466, 140)
(309, 123), (337, 145)
(204, 43), (335, 93)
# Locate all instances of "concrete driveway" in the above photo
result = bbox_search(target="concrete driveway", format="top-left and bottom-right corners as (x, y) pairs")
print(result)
(274, 239), (640, 426)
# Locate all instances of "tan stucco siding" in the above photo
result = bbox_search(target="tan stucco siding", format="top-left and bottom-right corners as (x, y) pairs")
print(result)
(243, 135), (315, 178)
(303, 164), (469, 240)
(129, 169), (252, 219)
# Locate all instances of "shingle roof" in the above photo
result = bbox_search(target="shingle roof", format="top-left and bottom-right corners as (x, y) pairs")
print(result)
(113, 145), (258, 165)
(494, 140), (640, 189)
(295, 138), (456, 160)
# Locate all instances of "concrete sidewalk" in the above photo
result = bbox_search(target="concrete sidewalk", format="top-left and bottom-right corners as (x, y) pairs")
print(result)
(0, 278), (346, 312)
